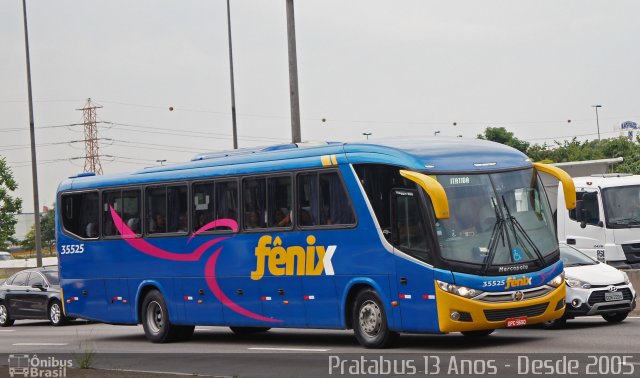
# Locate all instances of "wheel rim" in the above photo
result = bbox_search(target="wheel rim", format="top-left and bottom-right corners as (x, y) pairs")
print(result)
(146, 301), (163, 334)
(50, 303), (61, 324)
(0, 305), (7, 324)
(359, 300), (382, 338)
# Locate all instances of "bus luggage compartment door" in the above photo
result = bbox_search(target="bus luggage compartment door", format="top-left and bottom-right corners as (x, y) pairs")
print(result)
(260, 277), (305, 326)
(218, 277), (266, 326)
(181, 278), (223, 325)
(105, 278), (133, 324)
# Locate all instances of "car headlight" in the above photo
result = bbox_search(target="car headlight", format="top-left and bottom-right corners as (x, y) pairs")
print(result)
(547, 272), (565, 288)
(436, 280), (483, 298)
(622, 272), (630, 285)
(565, 276), (591, 289)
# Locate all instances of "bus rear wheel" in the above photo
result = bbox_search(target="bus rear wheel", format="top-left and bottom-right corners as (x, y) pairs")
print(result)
(230, 327), (271, 335)
(352, 289), (398, 348)
(141, 290), (194, 343)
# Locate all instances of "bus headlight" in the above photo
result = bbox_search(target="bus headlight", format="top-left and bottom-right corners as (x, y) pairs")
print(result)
(547, 272), (564, 288)
(565, 276), (591, 289)
(436, 280), (483, 298)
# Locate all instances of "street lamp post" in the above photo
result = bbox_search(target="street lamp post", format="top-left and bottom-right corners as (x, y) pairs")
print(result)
(592, 105), (603, 140)
(434, 131), (441, 136)
(362, 132), (372, 140)
(156, 159), (167, 166)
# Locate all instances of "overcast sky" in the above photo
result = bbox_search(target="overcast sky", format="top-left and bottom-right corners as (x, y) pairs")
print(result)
(1, 0), (639, 212)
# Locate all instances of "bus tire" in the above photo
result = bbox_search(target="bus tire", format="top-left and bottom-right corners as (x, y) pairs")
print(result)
(48, 300), (68, 326)
(229, 327), (271, 335)
(141, 290), (192, 343)
(461, 329), (495, 337)
(352, 289), (398, 349)
(0, 302), (14, 327)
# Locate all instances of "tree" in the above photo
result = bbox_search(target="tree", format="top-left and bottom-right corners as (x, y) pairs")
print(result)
(21, 205), (55, 252)
(0, 157), (22, 249)
(477, 127), (530, 153)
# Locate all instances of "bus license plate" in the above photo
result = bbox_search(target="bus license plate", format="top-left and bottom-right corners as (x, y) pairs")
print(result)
(604, 292), (623, 301)
(506, 317), (528, 328)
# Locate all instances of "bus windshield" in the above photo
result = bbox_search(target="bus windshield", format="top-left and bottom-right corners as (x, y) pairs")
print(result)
(434, 168), (557, 269)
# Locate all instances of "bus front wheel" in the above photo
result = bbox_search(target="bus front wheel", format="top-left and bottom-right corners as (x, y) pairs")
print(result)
(141, 290), (194, 343)
(352, 289), (398, 348)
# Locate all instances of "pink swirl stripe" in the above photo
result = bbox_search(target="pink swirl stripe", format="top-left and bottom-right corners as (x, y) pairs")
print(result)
(188, 218), (239, 244)
(205, 247), (283, 323)
(110, 206), (227, 261)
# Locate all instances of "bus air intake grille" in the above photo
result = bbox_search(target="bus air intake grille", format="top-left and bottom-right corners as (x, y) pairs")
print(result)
(483, 302), (549, 322)
(587, 288), (633, 305)
(458, 312), (473, 322)
(555, 298), (565, 311)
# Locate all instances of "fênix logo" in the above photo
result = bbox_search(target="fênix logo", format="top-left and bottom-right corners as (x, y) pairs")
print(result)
(8, 354), (73, 377)
(505, 275), (532, 290)
(251, 235), (336, 280)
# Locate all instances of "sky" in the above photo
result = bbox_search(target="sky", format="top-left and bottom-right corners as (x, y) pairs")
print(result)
(1, 0), (639, 212)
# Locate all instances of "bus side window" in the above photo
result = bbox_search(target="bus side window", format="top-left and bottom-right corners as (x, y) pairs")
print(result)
(147, 187), (167, 234)
(103, 190), (121, 237)
(268, 176), (292, 228)
(297, 173), (318, 227)
(61, 191), (99, 239)
(122, 190), (141, 235)
(215, 180), (238, 227)
(193, 182), (214, 231)
(243, 178), (267, 229)
(167, 186), (188, 233)
(319, 172), (355, 226)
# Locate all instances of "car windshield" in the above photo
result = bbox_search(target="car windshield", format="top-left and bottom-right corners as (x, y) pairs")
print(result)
(602, 185), (640, 227)
(42, 270), (59, 286)
(560, 245), (597, 267)
(434, 168), (558, 269)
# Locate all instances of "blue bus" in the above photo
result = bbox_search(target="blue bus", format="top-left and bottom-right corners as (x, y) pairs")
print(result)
(56, 138), (575, 348)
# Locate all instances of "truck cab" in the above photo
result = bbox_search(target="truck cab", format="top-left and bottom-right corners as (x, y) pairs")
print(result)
(557, 174), (640, 269)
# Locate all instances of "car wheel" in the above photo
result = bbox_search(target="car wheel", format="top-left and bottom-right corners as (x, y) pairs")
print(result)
(0, 302), (14, 327)
(602, 312), (629, 323)
(229, 327), (271, 335)
(541, 316), (567, 329)
(352, 289), (398, 348)
(461, 329), (495, 337)
(48, 300), (67, 326)
(141, 290), (194, 343)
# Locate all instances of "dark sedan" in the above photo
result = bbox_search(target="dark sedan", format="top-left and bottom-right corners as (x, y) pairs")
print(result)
(0, 267), (68, 327)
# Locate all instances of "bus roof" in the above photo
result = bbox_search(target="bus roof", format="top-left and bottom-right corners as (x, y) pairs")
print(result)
(58, 137), (531, 192)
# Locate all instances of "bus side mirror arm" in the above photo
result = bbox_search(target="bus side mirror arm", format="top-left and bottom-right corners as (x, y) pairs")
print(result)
(533, 162), (576, 210)
(399, 170), (450, 219)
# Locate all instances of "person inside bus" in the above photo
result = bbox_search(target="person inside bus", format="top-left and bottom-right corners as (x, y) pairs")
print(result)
(177, 214), (188, 232)
(246, 210), (261, 229)
(149, 213), (167, 233)
(274, 208), (292, 227)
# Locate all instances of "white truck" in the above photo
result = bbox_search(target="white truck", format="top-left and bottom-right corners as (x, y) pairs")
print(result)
(556, 174), (640, 269)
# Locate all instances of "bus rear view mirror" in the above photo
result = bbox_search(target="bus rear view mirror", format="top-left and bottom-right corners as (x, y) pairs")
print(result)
(533, 163), (576, 210)
(574, 199), (587, 228)
(398, 170), (450, 219)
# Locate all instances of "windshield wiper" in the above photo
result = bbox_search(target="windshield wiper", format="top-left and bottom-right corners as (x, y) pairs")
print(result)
(481, 197), (508, 274)
(501, 195), (545, 265)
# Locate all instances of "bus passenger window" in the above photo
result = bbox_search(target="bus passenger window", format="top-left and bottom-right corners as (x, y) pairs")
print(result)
(61, 191), (99, 239)
(268, 176), (292, 228)
(167, 186), (188, 233)
(193, 182), (214, 231)
(319, 172), (355, 226)
(243, 178), (266, 229)
(215, 181), (238, 227)
(122, 190), (141, 234)
(297, 173), (318, 226)
(298, 171), (355, 227)
(102, 190), (121, 237)
(147, 187), (167, 234)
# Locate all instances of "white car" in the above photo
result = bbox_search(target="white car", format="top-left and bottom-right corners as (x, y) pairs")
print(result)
(544, 244), (636, 328)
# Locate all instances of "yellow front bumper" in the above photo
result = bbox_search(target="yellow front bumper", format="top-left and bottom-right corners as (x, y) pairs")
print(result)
(436, 282), (566, 333)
